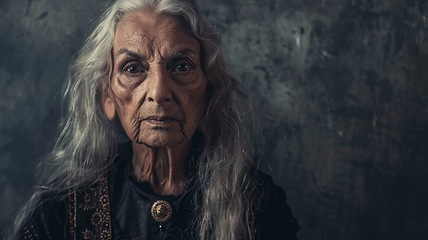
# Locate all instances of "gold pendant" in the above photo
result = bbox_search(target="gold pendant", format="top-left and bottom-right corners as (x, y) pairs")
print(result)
(151, 200), (173, 224)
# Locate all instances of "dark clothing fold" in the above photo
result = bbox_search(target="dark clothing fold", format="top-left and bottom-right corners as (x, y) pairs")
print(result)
(20, 146), (299, 240)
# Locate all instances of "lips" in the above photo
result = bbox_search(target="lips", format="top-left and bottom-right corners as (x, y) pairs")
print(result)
(144, 116), (177, 124)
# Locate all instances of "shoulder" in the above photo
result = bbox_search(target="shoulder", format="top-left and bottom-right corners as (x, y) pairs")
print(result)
(254, 171), (300, 240)
(20, 191), (69, 240)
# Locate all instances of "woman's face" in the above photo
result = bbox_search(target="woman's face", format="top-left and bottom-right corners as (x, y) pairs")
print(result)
(103, 11), (207, 148)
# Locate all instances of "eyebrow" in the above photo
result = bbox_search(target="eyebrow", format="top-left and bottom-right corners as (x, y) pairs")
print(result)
(116, 48), (147, 60)
(171, 48), (197, 58)
(115, 48), (197, 60)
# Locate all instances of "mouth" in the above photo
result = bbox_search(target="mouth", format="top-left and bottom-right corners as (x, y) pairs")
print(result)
(144, 116), (177, 124)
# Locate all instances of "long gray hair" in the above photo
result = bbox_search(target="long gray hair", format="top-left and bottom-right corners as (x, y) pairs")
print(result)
(10, 0), (259, 239)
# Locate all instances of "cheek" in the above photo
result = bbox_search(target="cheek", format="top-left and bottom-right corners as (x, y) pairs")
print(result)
(111, 76), (137, 104)
(184, 89), (206, 128)
(115, 103), (142, 142)
(110, 79), (144, 138)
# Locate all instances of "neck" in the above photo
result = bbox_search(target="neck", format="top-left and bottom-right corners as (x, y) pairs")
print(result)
(131, 141), (191, 196)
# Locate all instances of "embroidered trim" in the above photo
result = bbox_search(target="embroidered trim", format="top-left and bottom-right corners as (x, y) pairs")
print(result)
(23, 224), (38, 240)
(68, 177), (112, 239)
(98, 178), (112, 239)
(69, 189), (77, 239)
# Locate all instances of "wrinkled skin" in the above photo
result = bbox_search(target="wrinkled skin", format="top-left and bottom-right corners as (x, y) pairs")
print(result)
(102, 11), (207, 195)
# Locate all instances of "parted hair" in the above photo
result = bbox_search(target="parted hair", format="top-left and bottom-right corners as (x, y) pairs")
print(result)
(10, 0), (259, 239)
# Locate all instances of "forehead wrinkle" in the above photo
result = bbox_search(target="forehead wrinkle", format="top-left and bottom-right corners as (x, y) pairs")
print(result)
(115, 48), (147, 61)
(154, 32), (200, 57)
(147, 38), (200, 64)
(115, 23), (154, 54)
(114, 11), (200, 63)
(113, 35), (154, 59)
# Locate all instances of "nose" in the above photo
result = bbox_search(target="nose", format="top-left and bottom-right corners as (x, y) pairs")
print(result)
(147, 66), (172, 104)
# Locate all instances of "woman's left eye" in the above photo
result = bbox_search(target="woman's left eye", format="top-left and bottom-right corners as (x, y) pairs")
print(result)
(173, 62), (193, 72)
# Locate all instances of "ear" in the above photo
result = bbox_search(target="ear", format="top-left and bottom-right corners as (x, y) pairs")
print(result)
(102, 51), (116, 121)
(101, 89), (116, 121)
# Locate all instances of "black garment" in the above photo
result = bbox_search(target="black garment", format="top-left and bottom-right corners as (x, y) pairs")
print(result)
(108, 148), (196, 240)
(19, 147), (300, 239)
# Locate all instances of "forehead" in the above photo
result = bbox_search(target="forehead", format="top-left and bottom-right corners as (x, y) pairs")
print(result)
(113, 11), (199, 54)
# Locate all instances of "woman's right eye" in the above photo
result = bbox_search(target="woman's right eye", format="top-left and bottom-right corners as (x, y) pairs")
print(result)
(122, 62), (145, 76)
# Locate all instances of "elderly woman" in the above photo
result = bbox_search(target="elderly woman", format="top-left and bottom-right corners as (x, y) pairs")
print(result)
(10, 0), (299, 239)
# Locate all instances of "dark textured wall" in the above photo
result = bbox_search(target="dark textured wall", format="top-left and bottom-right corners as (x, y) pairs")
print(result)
(1, 0), (428, 239)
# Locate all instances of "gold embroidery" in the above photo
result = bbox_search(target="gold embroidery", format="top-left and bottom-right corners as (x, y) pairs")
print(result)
(91, 210), (102, 226)
(23, 224), (38, 240)
(68, 190), (76, 239)
(80, 192), (95, 211)
(100, 229), (111, 239)
(68, 176), (112, 240)
(98, 177), (112, 239)
(82, 228), (93, 239)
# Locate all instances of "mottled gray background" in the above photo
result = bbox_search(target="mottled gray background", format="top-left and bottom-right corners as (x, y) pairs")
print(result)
(1, 0), (428, 239)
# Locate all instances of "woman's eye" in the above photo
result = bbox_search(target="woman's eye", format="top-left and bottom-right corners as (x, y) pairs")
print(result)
(123, 63), (144, 75)
(173, 62), (193, 72)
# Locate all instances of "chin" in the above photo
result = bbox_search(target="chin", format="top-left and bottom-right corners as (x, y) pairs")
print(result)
(135, 134), (187, 148)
